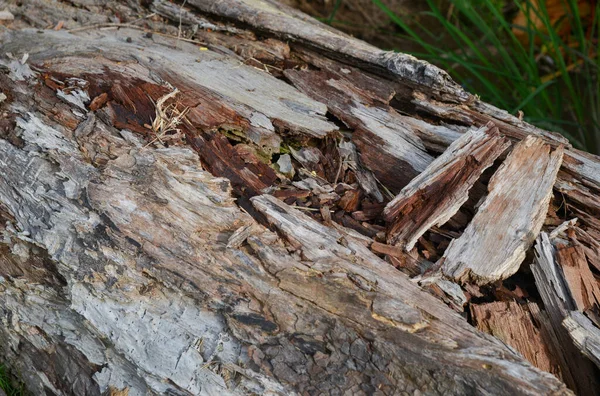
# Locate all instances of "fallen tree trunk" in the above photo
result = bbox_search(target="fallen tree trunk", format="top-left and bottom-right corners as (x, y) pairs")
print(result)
(0, 0), (599, 395)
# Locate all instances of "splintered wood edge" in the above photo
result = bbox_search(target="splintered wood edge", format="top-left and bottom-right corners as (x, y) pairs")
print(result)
(531, 233), (600, 394)
(563, 311), (600, 369)
(383, 122), (510, 251)
(556, 244), (600, 312)
(283, 66), (435, 192)
(441, 136), (565, 285)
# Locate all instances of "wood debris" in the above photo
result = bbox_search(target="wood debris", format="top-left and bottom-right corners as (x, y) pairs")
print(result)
(285, 64), (434, 193)
(470, 300), (562, 376)
(441, 136), (564, 284)
(384, 122), (510, 251)
(531, 232), (600, 394)
(2, 0), (600, 394)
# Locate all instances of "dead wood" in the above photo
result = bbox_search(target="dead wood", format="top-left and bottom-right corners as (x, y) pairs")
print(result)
(563, 311), (600, 369)
(383, 122), (510, 251)
(470, 300), (562, 377)
(531, 233), (600, 395)
(0, 0), (599, 395)
(441, 136), (564, 284)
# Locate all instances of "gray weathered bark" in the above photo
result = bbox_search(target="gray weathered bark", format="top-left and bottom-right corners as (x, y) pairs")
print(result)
(0, 0), (598, 395)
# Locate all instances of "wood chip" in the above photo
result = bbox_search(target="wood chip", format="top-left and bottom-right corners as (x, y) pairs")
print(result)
(89, 92), (108, 111)
(441, 136), (564, 285)
(338, 189), (361, 212)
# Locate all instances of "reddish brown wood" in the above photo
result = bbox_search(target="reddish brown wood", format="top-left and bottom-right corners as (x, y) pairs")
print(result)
(471, 301), (562, 377)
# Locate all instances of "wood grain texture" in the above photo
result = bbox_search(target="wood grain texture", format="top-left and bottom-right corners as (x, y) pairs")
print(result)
(1, 28), (336, 140)
(2, 0), (600, 394)
(556, 243), (600, 312)
(441, 136), (564, 284)
(284, 66), (433, 193)
(0, 13), (572, 396)
(187, 0), (467, 98)
(470, 300), (561, 376)
(563, 311), (600, 369)
(532, 233), (600, 395)
(384, 123), (510, 251)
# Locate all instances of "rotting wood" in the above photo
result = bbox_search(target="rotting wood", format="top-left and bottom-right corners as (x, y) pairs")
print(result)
(470, 300), (562, 377)
(412, 91), (600, 230)
(441, 136), (564, 285)
(532, 233), (600, 395)
(0, 23), (573, 396)
(411, 91), (570, 146)
(285, 65), (434, 193)
(337, 140), (384, 202)
(384, 122), (510, 251)
(537, 223), (600, 371)
(187, 0), (582, 155)
(563, 311), (600, 369)
(2, 29), (337, 140)
(187, 0), (467, 98)
(289, 49), (467, 154)
(556, 242), (600, 312)
(1, 0), (600, 395)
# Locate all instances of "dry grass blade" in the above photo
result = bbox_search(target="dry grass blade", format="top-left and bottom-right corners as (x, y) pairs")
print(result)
(145, 88), (189, 148)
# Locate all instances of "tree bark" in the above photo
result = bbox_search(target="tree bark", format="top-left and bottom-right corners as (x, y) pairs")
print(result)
(0, 0), (598, 395)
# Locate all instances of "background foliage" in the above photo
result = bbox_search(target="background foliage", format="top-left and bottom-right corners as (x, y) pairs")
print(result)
(0, 365), (24, 396)
(323, 0), (600, 154)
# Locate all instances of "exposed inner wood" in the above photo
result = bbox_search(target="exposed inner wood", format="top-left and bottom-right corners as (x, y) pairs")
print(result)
(470, 300), (562, 377)
(285, 64), (434, 193)
(441, 136), (564, 285)
(384, 122), (510, 251)
(0, 0), (599, 395)
(556, 241), (600, 313)
(532, 233), (600, 395)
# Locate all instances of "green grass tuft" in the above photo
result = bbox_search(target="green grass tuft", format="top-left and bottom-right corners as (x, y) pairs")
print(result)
(368, 0), (599, 154)
(0, 365), (25, 396)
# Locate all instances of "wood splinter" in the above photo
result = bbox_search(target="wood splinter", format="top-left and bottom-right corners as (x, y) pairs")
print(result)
(383, 122), (510, 251)
(441, 135), (564, 285)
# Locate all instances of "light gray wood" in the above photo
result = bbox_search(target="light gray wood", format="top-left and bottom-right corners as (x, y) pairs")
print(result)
(2, 0), (600, 395)
(0, 28), (336, 141)
(563, 312), (600, 369)
(441, 136), (564, 284)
